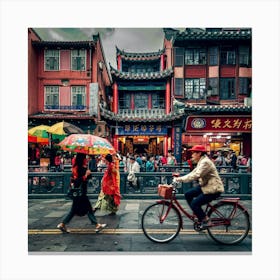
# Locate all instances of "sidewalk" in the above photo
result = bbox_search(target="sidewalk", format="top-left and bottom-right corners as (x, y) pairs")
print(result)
(28, 197), (252, 231)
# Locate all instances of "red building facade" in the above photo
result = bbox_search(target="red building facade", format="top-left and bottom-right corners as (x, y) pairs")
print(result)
(100, 47), (184, 156)
(163, 28), (252, 160)
(28, 28), (111, 136)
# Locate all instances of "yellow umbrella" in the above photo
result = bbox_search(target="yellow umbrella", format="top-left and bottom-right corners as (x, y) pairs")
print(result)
(28, 125), (50, 138)
(47, 121), (84, 135)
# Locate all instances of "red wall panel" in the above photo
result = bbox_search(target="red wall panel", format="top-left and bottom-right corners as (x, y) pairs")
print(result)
(185, 65), (207, 78)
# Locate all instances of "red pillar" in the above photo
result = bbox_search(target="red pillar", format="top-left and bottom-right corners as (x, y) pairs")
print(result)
(165, 80), (170, 114)
(160, 54), (165, 71)
(113, 82), (118, 113)
(117, 55), (121, 71)
(164, 136), (168, 156)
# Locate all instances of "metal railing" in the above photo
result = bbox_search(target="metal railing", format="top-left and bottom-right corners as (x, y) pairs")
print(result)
(28, 170), (252, 200)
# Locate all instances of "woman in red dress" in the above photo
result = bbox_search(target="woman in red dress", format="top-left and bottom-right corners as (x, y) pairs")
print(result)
(94, 154), (121, 215)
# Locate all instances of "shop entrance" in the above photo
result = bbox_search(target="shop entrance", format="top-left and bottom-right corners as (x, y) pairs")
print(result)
(118, 136), (164, 155)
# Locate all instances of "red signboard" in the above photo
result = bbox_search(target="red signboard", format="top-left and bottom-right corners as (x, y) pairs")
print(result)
(185, 115), (252, 133)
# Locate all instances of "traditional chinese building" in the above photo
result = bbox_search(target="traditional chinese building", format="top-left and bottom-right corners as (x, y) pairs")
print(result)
(163, 28), (252, 160)
(28, 28), (112, 136)
(100, 47), (184, 156)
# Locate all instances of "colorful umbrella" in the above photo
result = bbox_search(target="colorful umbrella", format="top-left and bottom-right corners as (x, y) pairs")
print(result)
(28, 134), (49, 145)
(58, 134), (116, 155)
(28, 125), (50, 138)
(47, 121), (84, 135)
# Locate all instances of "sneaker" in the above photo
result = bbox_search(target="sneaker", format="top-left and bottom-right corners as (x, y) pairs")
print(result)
(57, 223), (69, 233)
(199, 219), (212, 230)
(95, 223), (107, 233)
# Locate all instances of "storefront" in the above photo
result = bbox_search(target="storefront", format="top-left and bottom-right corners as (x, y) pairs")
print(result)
(114, 123), (169, 155)
(182, 113), (252, 161)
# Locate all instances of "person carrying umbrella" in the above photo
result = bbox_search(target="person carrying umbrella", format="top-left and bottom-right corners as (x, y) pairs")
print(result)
(57, 153), (107, 233)
(93, 154), (121, 215)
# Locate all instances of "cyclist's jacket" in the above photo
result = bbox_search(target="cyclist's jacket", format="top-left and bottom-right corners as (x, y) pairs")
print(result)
(178, 155), (224, 194)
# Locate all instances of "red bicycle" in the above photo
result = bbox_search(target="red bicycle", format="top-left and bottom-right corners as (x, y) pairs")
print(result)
(141, 175), (251, 245)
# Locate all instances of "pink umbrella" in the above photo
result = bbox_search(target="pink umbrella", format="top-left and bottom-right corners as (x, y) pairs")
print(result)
(58, 134), (116, 155)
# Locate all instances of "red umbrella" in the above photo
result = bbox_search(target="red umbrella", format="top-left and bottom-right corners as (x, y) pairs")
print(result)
(58, 134), (116, 155)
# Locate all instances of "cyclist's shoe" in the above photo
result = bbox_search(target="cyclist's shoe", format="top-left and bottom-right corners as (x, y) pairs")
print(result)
(198, 219), (212, 230)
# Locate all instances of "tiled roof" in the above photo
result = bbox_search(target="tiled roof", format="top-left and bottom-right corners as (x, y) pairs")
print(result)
(110, 65), (173, 80)
(164, 28), (251, 42)
(28, 113), (94, 120)
(32, 41), (96, 48)
(185, 103), (252, 113)
(100, 107), (184, 123)
(116, 46), (164, 61)
(175, 29), (251, 42)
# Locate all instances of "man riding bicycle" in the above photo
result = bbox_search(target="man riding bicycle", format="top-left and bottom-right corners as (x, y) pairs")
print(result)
(174, 145), (224, 229)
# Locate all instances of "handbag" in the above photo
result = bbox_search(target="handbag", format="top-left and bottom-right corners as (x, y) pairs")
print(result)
(67, 182), (83, 199)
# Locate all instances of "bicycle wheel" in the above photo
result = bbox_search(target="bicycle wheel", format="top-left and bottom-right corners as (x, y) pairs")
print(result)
(141, 201), (181, 243)
(207, 202), (250, 245)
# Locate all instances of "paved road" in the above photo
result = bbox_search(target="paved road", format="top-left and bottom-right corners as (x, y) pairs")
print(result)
(28, 198), (252, 253)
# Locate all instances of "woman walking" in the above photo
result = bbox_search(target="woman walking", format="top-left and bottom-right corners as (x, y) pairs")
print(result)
(57, 153), (107, 233)
(94, 154), (121, 215)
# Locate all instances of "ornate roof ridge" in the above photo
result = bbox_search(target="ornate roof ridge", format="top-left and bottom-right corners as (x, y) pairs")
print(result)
(110, 65), (173, 80)
(116, 46), (164, 59)
(32, 40), (95, 48)
(175, 28), (251, 41)
(100, 106), (184, 123)
(185, 103), (252, 112)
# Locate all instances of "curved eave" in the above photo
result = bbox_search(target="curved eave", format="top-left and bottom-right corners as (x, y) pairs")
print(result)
(100, 109), (184, 123)
(185, 104), (252, 113)
(32, 41), (95, 49)
(116, 46), (164, 61)
(28, 113), (94, 120)
(110, 66), (173, 80)
(175, 30), (251, 42)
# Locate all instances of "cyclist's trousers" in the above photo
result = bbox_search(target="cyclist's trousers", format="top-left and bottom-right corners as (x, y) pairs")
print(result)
(184, 186), (220, 221)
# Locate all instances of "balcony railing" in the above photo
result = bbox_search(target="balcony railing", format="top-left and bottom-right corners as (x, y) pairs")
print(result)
(45, 105), (87, 110)
(118, 108), (165, 118)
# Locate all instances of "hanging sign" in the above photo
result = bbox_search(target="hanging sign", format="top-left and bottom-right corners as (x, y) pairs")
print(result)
(185, 115), (252, 133)
(117, 124), (167, 135)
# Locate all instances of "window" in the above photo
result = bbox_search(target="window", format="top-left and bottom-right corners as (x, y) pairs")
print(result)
(71, 50), (86, 71)
(71, 86), (86, 109)
(185, 48), (206, 65)
(209, 46), (218, 65)
(220, 78), (235, 99)
(134, 93), (148, 108)
(174, 48), (184, 66)
(119, 93), (131, 109)
(45, 86), (59, 109)
(45, 50), (59, 71)
(185, 78), (206, 99)
(174, 78), (184, 96)
(220, 47), (236, 65)
(208, 78), (218, 95)
(239, 78), (251, 96)
(239, 46), (250, 66)
(152, 93), (165, 109)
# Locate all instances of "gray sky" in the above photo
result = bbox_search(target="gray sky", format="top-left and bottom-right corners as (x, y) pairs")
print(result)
(34, 28), (168, 69)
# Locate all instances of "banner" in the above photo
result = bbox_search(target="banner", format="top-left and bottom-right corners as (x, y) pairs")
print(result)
(185, 115), (252, 133)
(117, 124), (167, 135)
(89, 83), (98, 117)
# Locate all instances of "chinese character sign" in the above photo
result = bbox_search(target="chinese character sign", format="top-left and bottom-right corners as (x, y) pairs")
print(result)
(117, 124), (167, 135)
(185, 116), (252, 132)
